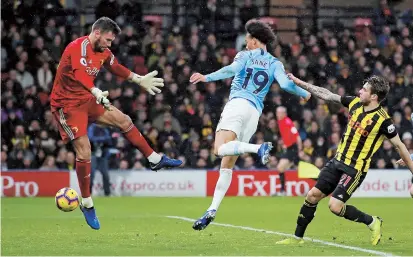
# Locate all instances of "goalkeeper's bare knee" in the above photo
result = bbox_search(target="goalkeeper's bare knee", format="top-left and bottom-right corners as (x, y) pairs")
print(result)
(118, 114), (133, 132)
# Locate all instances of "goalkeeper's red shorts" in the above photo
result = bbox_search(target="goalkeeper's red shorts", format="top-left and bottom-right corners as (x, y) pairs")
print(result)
(52, 97), (106, 143)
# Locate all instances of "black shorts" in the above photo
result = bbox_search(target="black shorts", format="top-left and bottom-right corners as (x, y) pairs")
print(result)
(315, 158), (366, 203)
(280, 144), (299, 165)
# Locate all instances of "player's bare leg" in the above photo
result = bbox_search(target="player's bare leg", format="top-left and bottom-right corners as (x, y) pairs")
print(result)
(276, 158), (293, 196)
(72, 135), (100, 230)
(96, 106), (182, 170)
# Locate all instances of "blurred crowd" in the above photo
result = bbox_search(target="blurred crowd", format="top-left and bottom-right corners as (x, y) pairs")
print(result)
(1, 0), (413, 172)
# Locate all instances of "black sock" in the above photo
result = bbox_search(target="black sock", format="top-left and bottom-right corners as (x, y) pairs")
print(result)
(294, 199), (318, 238)
(338, 205), (373, 225)
(279, 172), (285, 192)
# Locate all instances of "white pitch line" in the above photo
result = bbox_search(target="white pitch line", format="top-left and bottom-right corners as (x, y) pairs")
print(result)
(166, 215), (396, 257)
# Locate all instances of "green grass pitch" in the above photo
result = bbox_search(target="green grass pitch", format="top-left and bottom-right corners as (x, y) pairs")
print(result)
(2, 197), (412, 256)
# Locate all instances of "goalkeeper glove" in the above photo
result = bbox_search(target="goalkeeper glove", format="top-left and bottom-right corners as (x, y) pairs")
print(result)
(91, 87), (112, 111)
(130, 70), (164, 95)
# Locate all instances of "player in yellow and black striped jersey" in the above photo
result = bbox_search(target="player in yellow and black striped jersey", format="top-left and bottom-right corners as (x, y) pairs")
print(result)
(275, 75), (413, 246)
(336, 96), (397, 172)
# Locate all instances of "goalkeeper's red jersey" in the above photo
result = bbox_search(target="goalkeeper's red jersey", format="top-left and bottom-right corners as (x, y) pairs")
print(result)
(50, 36), (130, 112)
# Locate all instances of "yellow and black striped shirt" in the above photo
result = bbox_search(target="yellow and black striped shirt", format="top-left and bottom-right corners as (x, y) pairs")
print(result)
(335, 96), (397, 172)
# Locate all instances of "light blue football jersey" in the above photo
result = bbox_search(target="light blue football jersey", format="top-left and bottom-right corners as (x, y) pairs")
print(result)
(205, 48), (309, 115)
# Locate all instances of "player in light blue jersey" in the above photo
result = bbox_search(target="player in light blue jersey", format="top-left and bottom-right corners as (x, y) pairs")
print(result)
(190, 19), (311, 230)
(395, 112), (413, 197)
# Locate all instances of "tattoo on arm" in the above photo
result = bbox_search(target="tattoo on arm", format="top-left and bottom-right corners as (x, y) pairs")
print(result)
(299, 81), (341, 104)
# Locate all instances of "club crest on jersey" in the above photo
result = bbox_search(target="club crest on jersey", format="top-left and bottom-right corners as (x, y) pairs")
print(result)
(80, 58), (87, 66)
(86, 67), (99, 76)
(71, 126), (79, 133)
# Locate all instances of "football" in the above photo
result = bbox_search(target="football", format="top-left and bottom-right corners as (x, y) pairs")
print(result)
(55, 187), (80, 212)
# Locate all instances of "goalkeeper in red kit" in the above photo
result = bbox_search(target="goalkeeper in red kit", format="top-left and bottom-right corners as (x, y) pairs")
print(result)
(50, 17), (182, 230)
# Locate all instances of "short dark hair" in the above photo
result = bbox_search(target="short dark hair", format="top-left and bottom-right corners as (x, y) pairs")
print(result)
(366, 75), (389, 102)
(92, 17), (121, 35)
(245, 19), (276, 45)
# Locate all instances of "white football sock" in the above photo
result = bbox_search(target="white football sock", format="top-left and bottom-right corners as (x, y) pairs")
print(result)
(147, 152), (162, 164)
(217, 141), (261, 157)
(82, 197), (94, 208)
(208, 168), (233, 211)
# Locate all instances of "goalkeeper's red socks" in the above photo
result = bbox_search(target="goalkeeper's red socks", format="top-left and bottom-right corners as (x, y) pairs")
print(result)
(76, 158), (93, 207)
(123, 125), (161, 163)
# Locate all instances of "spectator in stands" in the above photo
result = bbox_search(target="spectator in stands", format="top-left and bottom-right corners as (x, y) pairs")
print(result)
(242, 155), (256, 170)
(95, 0), (121, 21)
(15, 61), (34, 89)
(39, 130), (56, 154)
(66, 151), (76, 171)
(299, 138), (314, 163)
(1, 151), (8, 170)
(48, 33), (64, 64)
(55, 147), (69, 169)
(376, 139), (399, 168)
(11, 125), (30, 150)
(402, 132), (413, 150)
(8, 149), (26, 169)
(119, 159), (129, 170)
(239, 0), (259, 28)
(374, 0), (396, 29)
(327, 132), (340, 159)
(36, 62), (53, 92)
(377, 158), (388, 169)
(22, 97), (41, 123)
(198, 148), (214, 168)
(40, 155), (57, 170)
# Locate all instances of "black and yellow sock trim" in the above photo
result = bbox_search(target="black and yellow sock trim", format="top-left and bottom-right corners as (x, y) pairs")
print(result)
(303, 199), (318, 208)
(338, 205), (346, 217)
